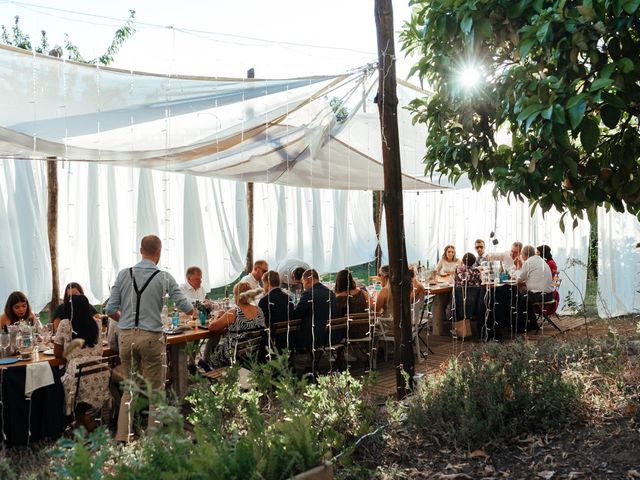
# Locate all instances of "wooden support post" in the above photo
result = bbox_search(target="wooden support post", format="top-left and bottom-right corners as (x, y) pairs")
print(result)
(245, 67), (255, 274)
(375, 0), (415, 398)
(46, 158), (59, 319)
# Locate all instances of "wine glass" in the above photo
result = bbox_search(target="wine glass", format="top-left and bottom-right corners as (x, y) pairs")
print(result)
(0, 333), (10, 358)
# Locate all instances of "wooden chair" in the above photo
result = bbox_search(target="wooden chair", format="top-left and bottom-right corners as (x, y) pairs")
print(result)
(73, 355), (118, 427)
(312, 316), (349, 372)
(343, 312), (379, 370)
(534, 277), (563, 333)
(270, 318), (302, 351)
(203, 328), (267, 383)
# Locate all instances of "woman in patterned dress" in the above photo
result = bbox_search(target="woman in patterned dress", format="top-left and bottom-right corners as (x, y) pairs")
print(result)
(208, 282), (265, 367)
(53, 295), (108, 425)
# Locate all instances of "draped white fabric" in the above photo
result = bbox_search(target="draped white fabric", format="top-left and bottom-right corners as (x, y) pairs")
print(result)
(380, 185), (591, 314)
(596, 208), (640, 317)
(0, 159), (51, 312)
(55, 162), (247, 304)
(0, 45), (438, 190)
(253, 184), (377, 273)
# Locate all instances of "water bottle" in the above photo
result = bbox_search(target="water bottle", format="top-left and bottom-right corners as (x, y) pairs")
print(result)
(172, 310), (180, 329)
(161, 304), (169, 330)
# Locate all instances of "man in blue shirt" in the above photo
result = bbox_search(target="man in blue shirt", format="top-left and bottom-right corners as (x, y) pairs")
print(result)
(106, 234), (193, 443)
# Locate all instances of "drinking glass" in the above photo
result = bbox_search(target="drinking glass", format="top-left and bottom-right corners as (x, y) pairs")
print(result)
(0, 333), (10, 358)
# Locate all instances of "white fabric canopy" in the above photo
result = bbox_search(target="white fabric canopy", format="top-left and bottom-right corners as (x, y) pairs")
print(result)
(0, 159), (51, 311)
(0, 44), (438, 191)
(597, 208), (640, 317)
(380, 185), (591, 314)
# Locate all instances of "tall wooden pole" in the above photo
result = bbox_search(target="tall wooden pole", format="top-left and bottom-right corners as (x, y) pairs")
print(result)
(245, 67), (255, 273)
(373, 190), (383, 272)
(375, 0), (414, 398)
(46, 158), (59, 319)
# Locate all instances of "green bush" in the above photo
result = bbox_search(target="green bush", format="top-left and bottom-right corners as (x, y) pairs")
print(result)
(402, 340), (581, 449)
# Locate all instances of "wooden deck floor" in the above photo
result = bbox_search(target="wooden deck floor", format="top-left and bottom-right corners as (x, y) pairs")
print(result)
(360, 315), (594, 399)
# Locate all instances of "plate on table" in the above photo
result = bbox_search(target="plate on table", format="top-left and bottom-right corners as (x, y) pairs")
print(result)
(0, 357), (18, 365)
(42, 349), (55, 355)
(163, 327), (185, 335)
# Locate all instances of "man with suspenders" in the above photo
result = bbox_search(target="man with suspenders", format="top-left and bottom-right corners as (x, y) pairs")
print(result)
(106, 235), (194, 443)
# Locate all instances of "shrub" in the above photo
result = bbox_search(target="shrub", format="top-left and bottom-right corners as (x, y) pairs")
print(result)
(402, 340), (581, 449)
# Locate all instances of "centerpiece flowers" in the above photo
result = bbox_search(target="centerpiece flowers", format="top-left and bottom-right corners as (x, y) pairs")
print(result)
(193, 299), (216, 317)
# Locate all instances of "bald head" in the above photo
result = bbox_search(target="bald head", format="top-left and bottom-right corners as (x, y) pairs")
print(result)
(140, 235), (162, 263)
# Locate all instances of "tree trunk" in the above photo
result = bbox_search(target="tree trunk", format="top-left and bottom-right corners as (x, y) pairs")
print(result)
(47, 159), (59, 319)
(375, 0), (414, 398)
(245, 67), (255, 273)
(373, 191), (383, 272)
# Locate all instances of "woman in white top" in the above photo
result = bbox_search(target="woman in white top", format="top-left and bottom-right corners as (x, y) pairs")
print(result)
(434, 245), (460, 282)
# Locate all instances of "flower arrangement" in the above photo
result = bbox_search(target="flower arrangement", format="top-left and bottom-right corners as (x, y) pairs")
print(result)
(194, 299), (216, 315)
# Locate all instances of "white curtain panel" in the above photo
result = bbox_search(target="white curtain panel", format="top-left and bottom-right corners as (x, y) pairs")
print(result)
(0, 159), (51, 312)
(253, 184), (376, 274)
(597, 208), (640, 317)
(56, 162), (247, 303)
(381, 185), (590, 314)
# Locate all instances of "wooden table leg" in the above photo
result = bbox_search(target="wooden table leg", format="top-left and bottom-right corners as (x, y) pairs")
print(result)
(168, 343), (187, 400)
(431, 293), (449, 336)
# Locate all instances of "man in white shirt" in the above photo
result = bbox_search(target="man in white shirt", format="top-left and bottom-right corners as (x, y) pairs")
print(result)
(487, 241), (523, 274)
(181, 266), (206, 302)
(517, 245), (554, 326)
(240, 260), (268, 289)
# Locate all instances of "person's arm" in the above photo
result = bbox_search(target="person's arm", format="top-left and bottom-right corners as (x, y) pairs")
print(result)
(375, 288), (388, 314)
(105, 273), (123, 321)
(292, 289), (312, 319)
(168, 275), (195, 316)
(208, 309), (236, 334)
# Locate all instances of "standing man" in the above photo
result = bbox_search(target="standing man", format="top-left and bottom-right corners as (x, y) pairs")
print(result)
(240, 259), (268, 289)
(106, 235), (194, 443)
(181, 266), (206, 302)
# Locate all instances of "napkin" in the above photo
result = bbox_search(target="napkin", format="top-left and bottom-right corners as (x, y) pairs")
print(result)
(25, 362), (54, 397)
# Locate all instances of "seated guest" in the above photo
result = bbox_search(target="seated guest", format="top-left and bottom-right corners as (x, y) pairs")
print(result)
(277, 259), (311, 290)
(181, 266), (206, 302)
(409, 267), (426, 302)
(434, 245), (460, 282)
(53, 295), (108, 430)
(240, 260), (269, 289)
(334, 269), (370, 317)
(1, 291), (37, 328)
(259, 270), (294, 327)
(473, 239), (488, 267)
(293, 269), (337, 349)
(52, 282), (97, 332)
(487, 241), (524, 274)
(536, 245), (558, 278)
(517, 245), (554, 329)
(455, 253), (482, 286)
(373, 265), (392, 316)
(259, 270), (295, 349)
(207, 282), (266, 367)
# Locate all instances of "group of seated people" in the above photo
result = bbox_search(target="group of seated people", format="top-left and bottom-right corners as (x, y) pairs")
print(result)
(432, 240), (560, 337)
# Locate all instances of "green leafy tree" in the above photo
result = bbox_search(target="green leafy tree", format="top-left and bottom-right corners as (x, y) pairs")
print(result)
(1, 10), (136, 65)
(401, 0), (640, 224)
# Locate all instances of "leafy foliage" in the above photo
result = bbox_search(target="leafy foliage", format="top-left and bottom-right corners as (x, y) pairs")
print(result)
(400, 340), (581, 448)
(401, 0), (640, 222)
(1, 11), (136, 65)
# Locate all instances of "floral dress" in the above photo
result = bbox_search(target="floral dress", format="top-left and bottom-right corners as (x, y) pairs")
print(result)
(210, 306), (266, 367)
(54, 318), (109, 415)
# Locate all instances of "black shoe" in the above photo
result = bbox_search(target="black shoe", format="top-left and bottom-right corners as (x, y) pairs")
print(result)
(197, 359), (212, 372)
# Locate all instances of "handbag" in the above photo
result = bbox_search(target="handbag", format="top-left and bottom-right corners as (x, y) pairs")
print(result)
(454, 318), (472, 338)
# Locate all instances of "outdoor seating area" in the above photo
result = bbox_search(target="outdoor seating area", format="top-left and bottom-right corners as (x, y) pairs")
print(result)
(1, 0), (639, 477)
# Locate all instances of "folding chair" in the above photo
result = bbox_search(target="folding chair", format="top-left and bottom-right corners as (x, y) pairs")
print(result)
(344, 312), (379, 370)
(533, 277), (562, 333)
(313, 316), (348, 372)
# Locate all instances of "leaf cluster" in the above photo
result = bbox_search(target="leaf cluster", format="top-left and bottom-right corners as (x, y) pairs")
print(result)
(401, 0), (640, 221)
(1, 11), (136, 65)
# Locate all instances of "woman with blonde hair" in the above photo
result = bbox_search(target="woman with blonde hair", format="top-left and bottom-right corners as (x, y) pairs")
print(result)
(207, 281), (266, 367)
(434, 245), (460, 282)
